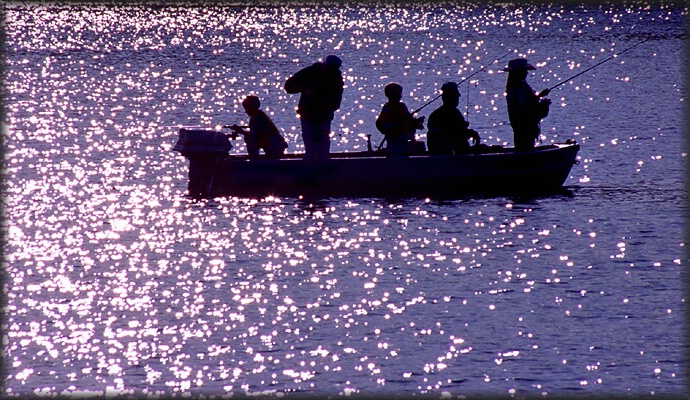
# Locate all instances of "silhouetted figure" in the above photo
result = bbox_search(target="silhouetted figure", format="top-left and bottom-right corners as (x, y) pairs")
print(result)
(504, 58), (552, 151)
(427, 82), (481, 156)
(284, 55), (344, 161)
(375, 82), (425, 157)
(229, 95), (287, 160)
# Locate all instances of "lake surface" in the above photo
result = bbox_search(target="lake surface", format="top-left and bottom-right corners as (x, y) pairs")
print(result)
(2, 2), (688, 398)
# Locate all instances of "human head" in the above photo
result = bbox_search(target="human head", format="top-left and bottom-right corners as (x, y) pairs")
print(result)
(242, 95), (261, 116)
(384, 82), (403, 102)
(503, 58), (536, 72)
(504, 58), (535, 80)
(440, 82), (460, 106)
(324, 55), (342, 71)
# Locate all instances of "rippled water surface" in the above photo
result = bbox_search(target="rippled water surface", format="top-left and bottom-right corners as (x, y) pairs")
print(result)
(3, 2), (688, 397)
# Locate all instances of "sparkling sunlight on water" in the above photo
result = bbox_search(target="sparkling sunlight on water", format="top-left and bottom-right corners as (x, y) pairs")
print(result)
(3, 2), (687, 397)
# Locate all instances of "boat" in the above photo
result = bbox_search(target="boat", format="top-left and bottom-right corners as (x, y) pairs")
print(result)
(173, 128), (580, 199)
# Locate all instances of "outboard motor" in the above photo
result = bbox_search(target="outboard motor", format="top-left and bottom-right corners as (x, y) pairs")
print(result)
(173, 128), (233, 157)
(173, 128), (234, 198)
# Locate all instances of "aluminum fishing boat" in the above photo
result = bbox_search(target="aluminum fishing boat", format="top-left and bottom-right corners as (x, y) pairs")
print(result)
(173, 128), (580, 199)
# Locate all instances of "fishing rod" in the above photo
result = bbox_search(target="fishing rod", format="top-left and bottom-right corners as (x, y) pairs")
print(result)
(376, 50), (514, 151)
(541, 38), (649, 96)
(222, 124), (250, 139)
(412, 49), (514, 115)
(376, 50), (513, 150)
(466, 80), (470, 123)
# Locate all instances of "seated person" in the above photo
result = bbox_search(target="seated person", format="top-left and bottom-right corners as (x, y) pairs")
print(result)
(427, 82), (481, 156)
(375, 82), (425, 157)
(229, 95), (288, 159)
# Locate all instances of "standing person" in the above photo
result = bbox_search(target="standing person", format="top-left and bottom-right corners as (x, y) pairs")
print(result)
(284, 55), (344, 161)
(375, 82), (425, 157)
(427, 82), (481, 156)
(503, 58), (552, 151)
(229, 95), (288, 160)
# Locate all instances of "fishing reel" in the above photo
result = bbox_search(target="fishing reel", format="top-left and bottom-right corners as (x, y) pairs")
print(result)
(222, 124), (248, 140)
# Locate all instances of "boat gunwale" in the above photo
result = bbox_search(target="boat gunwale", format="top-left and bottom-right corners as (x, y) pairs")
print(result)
(177, 140), (580, 198)
(213, 143), (577, 163)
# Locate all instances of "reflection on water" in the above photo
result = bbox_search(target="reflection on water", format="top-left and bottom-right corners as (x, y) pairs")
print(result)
(3, 2), (687, 397)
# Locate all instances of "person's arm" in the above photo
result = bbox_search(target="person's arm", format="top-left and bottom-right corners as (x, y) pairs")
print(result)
(285, 65), (318, 97)
(228, 124), (248, 139)
(538, 97), (551, 119)
(320, 74), (344, 112)
(284, 74), (302, 94)
(284, 67), (308, 94)
(400, 103), (424, 133)
(528, 84), (551, 119)
(332, 75), (344, 110)
(451, 109), (479, 145)
(376, 105), (395, 135)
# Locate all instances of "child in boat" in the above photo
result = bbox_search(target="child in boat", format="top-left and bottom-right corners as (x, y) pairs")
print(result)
(375, 82), (425, 157)
(229, 95), (288, 160)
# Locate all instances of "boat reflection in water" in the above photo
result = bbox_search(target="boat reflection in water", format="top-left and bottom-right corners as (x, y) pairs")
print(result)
(173, 128), (580, 199)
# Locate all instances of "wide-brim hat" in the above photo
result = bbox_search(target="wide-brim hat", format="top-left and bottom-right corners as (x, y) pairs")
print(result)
(503, 58), (536, 71)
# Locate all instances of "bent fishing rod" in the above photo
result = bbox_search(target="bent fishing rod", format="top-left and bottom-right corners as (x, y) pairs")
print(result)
(412, 49), (514, 115)
(539, 38), (649, 97)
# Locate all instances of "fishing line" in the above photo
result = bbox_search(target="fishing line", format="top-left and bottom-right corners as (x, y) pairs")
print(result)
(543, 38), (649, 94)
(376, 49), (514, 151)
(466, 80), (470, 123)
(412, 49), (514, 115)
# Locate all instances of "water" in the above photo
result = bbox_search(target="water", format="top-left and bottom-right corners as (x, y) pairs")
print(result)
(3, 2), (688, 398)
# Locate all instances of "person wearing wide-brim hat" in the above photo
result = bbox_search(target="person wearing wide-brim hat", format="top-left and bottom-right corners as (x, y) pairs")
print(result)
(427, 82), (481, 156)
(503, 58), (552, 151)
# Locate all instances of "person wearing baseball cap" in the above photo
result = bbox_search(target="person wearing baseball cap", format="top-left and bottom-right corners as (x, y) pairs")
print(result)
(504, 58), (552, 151)
(284, 55), (344, 160)
(427, 81), (481, 156)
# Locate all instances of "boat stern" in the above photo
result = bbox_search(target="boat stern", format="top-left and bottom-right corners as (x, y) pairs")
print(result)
(173, 128), (234, 198)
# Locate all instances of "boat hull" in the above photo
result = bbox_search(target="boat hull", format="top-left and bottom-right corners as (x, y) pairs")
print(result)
(181, 143), (580, 199)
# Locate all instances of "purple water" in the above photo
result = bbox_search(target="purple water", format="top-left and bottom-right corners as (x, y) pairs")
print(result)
(3, 2), (687, 397)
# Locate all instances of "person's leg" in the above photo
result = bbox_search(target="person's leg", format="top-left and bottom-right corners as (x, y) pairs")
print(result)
(244, 134), (261, 159)
(315, 121), (331, 160)
(302, 119), (331, 160)
(513, 129), (536, 152)
(301, 119), (317, 160)
(386, 136), (410, 158)
(265, 143), (286, 159)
